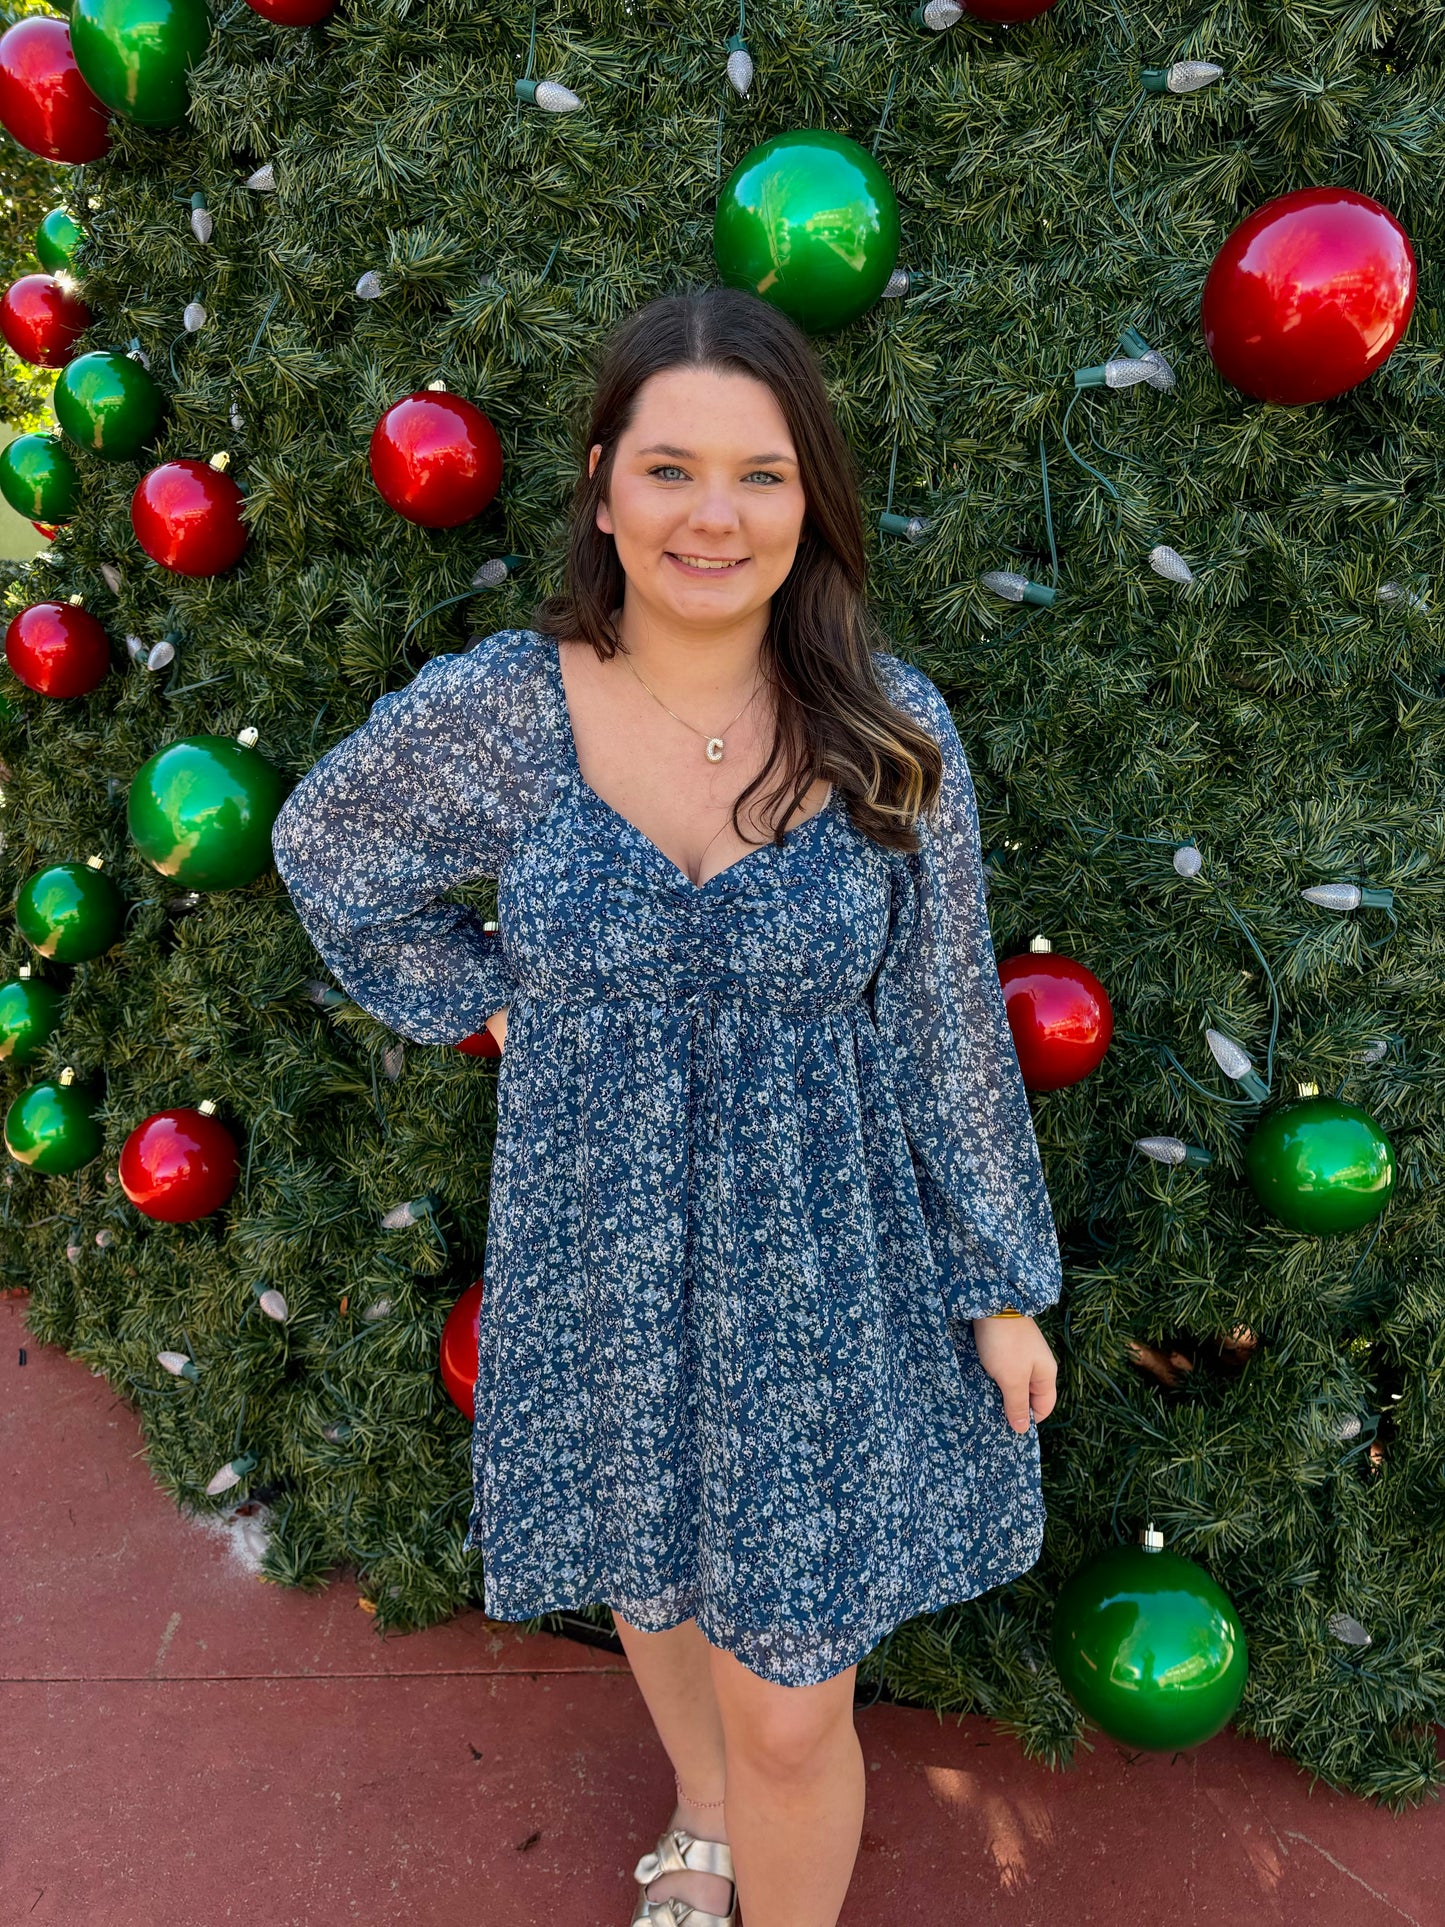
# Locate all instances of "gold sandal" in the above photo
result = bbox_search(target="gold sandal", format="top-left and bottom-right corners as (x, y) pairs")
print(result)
(630, 1826), (738, 1926)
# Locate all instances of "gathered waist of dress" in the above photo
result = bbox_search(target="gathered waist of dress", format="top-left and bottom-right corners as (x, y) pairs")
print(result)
(506, 981), (876, 1024)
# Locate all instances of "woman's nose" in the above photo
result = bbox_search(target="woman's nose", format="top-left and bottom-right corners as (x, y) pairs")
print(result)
(688, 486), (741, 528)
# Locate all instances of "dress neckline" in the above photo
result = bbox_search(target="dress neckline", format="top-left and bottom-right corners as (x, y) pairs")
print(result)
(536, 630), (837, 894)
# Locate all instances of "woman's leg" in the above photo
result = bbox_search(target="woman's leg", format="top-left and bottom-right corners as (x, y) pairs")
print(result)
(613, 1603), (866, 1927)
(611, 1608), (737, 1918)
(707, 1642), (864, 1927)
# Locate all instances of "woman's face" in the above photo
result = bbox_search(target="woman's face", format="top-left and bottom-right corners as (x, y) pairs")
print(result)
(589, 365), (807, 637)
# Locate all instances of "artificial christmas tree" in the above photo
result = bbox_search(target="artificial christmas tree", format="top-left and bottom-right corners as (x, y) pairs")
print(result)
(0, 0), (1440, 1807)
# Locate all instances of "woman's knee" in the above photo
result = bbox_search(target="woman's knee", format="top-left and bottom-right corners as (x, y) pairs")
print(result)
(708, 1648), (857, 1778)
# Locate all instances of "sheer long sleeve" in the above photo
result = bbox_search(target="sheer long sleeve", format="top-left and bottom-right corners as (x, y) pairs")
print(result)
(869, 658), (1063, 1320)
(271, 647), (519, 1046)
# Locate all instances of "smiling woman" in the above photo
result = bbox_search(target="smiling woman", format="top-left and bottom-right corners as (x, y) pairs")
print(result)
(269, 285), (1062, 1927)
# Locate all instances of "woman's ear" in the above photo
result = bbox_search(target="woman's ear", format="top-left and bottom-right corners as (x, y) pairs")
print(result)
(590, 443), (613, 536)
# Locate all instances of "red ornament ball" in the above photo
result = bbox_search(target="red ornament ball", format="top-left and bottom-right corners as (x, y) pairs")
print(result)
(369, 391), (504, 529)
(0, 273), (91, 368)
(0, 15), (110, 164)
(131, 460), (248, 576)
(32, 520), (61, 540)
(439, 1277), (486, 1417)
(5, 601), (109, 698)
(118, 1107), (240, 1222)
(961, 0), (1058, 18)
(455, 1027), (502, 1059)
(242, 0), (337, 20)
(1202, 188), (1417, 407)
(998, 949), (1113, 1092)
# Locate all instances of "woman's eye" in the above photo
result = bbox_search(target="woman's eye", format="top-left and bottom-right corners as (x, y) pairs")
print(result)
(646, 465), (782, 484)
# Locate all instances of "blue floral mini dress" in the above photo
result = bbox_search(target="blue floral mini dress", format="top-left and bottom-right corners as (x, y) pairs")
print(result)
(270, 626), (1063, 1688)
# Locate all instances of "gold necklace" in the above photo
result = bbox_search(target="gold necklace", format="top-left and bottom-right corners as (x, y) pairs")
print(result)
(621, 650), (763, 762)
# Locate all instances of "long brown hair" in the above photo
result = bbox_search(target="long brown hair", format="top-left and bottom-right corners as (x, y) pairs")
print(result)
(528, 287), (943, 855)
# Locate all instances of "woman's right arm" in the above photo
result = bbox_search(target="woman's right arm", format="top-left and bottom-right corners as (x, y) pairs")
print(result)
(271, 650), (517, 1047)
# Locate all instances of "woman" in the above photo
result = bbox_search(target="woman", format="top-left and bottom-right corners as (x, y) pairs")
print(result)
(271, 286), (1062, 1927)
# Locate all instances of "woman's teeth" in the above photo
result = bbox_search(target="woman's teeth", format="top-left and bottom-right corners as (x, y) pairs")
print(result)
(670, 554), (744, 570)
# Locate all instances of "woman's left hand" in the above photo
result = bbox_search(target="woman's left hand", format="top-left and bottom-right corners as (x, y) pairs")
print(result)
(972, 1316), (1058, 1433)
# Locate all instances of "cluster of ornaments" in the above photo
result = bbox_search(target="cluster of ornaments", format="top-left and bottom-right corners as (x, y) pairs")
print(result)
(1, 727), (287, 1192)
(0, 190), (185, 541)
(995, 931), (1395, 1238)
(0, 0), (210, 154)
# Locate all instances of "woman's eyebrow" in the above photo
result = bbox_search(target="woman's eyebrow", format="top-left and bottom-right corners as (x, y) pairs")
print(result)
(636, 443), (798, 463)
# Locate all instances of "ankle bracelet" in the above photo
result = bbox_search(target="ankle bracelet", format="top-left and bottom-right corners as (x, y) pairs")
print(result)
(674, 1775), (726, 1808)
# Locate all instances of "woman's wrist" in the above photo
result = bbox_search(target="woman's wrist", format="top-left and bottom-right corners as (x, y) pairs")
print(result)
(979, 1306), (1026, 1319)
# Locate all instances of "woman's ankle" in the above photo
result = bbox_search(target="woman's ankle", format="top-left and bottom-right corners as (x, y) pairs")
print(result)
(671, 1792), (729, 1842)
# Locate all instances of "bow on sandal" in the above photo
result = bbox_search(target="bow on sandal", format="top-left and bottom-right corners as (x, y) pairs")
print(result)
(630, 1826), (738, 1927)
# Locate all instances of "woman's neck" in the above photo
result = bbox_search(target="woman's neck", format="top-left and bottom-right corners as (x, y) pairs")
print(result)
(611, 600), (770, 704)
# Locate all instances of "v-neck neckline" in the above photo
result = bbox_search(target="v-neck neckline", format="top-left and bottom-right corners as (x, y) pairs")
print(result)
(539, 631), (836, 894)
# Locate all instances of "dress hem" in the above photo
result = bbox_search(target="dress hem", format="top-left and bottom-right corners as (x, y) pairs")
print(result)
(472, 1536), (1047, 1690)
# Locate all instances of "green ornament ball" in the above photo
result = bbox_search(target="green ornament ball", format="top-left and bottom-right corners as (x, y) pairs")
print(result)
(54, 350), (165, 461)
(70, 0), (210, 128)
(0, 978), (66, 1064)
(128, 735), (288, 890)
(0, 433), (79, 523)
(15, 863), (125, 962)
(1244, 1096), (1395, 1235)
(35, 208), (84, 276)
(4, 1077), (103, 1174)
(714, 128), (901, 334)
(1051, 1540), (1249, 1752)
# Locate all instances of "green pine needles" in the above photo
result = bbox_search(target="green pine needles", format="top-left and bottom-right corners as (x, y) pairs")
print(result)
(2, 0), (1442, 1807)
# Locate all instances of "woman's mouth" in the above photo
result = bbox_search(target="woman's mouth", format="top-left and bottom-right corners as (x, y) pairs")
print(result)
(667, 553), (749, 578)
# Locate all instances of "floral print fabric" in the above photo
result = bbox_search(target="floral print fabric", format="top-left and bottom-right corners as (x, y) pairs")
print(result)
(271, 627), (1062, 1687)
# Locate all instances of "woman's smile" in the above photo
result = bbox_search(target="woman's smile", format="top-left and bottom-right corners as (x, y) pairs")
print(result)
(666, 551), (750, 577)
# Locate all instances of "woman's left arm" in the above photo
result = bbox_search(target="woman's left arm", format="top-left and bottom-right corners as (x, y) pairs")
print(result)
(868, 659), (1063, 1418)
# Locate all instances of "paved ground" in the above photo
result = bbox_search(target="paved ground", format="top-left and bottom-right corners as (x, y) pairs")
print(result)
(4, 1292), (1438, 1925)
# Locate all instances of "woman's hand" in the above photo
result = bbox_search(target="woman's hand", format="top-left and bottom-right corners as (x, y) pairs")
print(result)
(484, 1007), (508, 1049)
(972, 1316), (1058, 1433)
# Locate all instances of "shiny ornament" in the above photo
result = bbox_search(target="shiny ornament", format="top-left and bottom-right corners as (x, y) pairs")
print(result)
(455, 1027), (501, 1060)
(5, 601), (110, 698)
(962, 0), (1059, 16)
(15, 861), (125, 961)
(32, 519), (61, 540)
(128, 735), (287, 889)
(997, 950), (1113, 1091)
(131, 460), (248, 575)
(0, 16), (110, 163)
(1051, 1535), (1248, 1751)
(54, 349), (164, 460)
(0, 977), (66, 1065)
(368, 392), (504, 528)
(4, 1077), (103, 1173)
(440, 1277), (486, 1416)
(118, 1107), (239, 1221)
(0, 433), (79, 523)
(70, 0), (209, 126)
(0, 273), (91, 368)
(714, 129), (901, 334)
(1244, 1097), (1395, 1235)
(1201, 188), (1416, 406)
(243, 0), (337, 21)
(35, 206), (84, 275)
